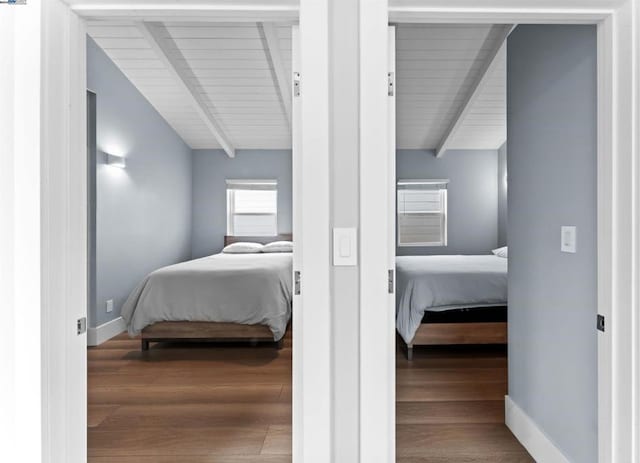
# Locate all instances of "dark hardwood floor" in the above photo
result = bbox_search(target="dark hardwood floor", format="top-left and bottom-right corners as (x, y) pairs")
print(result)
(88, 332), (292, 463)
(397, 341), (533, 462)
(88, 330), (532, 462)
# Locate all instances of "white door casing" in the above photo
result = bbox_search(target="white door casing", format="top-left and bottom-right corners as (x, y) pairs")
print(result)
(291, 24), (303, 463)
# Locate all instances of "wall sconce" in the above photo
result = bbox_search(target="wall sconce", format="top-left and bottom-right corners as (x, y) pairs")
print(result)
(106, 153), (126, 169)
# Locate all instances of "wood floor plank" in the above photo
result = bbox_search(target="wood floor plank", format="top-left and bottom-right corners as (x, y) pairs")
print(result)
(261, 425), (292, 455)
(88, 426), (268, 456)
(396, 423), (532, 458)
(151, 369), (291, 386)
(88, 374), (158, 388)
(99, 403), (291, 429)
(397, 382), (508, 402)
(397, 401), (504, 424)
(89, 384), (285, 405)
(396, 367), (507, 384)
(89, 457), (292, 463)
(88, 405), (119, 428)
(397, 456), (534, 463)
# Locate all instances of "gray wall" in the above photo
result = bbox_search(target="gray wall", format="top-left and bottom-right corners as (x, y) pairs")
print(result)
(396, 149), (499, 256)
(507, 25), (597, 462)
(498, 142), (508, 246)
(88, 37), (193, 327)
(191, 149), (292, 259)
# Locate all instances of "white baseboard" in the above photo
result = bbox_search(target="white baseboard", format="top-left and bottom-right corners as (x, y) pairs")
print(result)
(505, 395), (570, 463)
(87, 316), (126, 346)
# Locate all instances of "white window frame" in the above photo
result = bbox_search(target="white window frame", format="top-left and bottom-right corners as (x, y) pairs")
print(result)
(6, 1), (332, 462)
(397, 180), (448, 247)
(226, 179), (278, 237)
(360, 1), (639, 462)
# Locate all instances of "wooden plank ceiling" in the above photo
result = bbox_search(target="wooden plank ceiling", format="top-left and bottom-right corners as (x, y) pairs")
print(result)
(88, 22), (505, 153)
(396, 24), (507, 151)
(88, 21), (292, 150)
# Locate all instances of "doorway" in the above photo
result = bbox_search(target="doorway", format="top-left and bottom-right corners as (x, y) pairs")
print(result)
(31, 1), (333, 461)
(392, 22), (598, 461)
(85, 20), (297, 459)
(359, 3), (636, 462)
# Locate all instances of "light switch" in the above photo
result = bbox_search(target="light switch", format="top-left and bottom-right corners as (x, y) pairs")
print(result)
(106, 299), (114, 313)
(561, 226), (577, 253)
(333, 228), (357, 266)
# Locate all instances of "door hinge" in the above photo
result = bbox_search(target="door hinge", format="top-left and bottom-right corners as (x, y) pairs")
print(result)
(293, 72), (301, 97)
(294, 270), (301, 295)
(77, 317), (87, 335)
(597, 314), (605, 332)
(387, 72), (395, 96)
(388, 269), (394, 294)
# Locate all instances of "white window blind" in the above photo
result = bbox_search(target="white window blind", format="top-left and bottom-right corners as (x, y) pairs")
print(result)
(397, 180), (448, 247)
(226, 179), (278, 236)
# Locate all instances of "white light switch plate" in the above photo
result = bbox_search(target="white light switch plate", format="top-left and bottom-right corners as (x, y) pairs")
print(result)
(106, 299), (114, 313)
(333, 228), (357, 266)
(561, 226), (577, 253)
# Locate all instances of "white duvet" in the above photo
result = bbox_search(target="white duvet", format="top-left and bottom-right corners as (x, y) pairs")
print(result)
(396, 255), (507, 343)
(121, 253), (293, 340)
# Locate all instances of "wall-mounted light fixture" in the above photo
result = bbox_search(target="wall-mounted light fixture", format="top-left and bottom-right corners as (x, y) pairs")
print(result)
(106, 153), (126, 169)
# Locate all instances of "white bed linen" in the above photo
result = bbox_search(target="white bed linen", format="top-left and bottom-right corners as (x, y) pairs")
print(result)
(121, 253), (292, 340)
(396, 255), (507, 344)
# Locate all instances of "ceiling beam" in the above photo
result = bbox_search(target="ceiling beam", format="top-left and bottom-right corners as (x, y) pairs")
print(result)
(435, 24), (515, 158)
(137, 21), (236, 158)
(259, 22), (292, 125)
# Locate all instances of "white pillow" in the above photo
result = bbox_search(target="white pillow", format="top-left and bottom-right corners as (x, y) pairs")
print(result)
(492, 246), (508, 258)
(222, 242), (264, 254)
(262, 241), (293, 253)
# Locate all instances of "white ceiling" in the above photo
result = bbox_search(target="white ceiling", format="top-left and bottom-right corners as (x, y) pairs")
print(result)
(88, 21), (292, 151)
(396, 24), (507, 151)
(88, 22), (506, 153)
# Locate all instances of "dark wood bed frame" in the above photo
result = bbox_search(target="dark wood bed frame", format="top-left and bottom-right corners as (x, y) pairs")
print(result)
(140, 233), (292, 351)
(403, 307), (507, 360)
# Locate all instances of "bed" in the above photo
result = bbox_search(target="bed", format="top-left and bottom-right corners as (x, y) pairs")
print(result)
(396, 255), (508, 359)
(121, 234), (293, 351)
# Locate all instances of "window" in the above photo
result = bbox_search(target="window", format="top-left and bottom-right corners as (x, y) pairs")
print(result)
(397, 179), (448, 247)
(226, 179), (278, 236)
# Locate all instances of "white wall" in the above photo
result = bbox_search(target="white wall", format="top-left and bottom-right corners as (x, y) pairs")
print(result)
(0, 6), (40, 461)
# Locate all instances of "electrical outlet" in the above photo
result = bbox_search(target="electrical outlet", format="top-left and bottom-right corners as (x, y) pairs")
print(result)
(106, 299), (114, 313)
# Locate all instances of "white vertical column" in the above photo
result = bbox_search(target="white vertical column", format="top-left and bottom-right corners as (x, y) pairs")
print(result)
(360, 0), (394, 462)
(1, 2), (43, 463)
(298, 1), (332, 461)
(329, 0), (362, 460)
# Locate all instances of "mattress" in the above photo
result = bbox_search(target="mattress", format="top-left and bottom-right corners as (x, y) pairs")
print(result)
(121, 253), (293, 340)
(395, 255), (508, 344)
